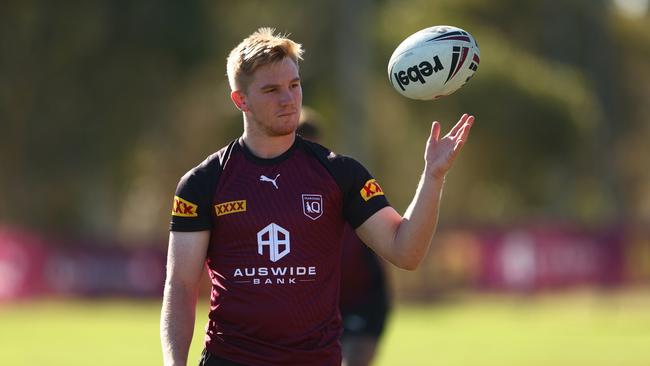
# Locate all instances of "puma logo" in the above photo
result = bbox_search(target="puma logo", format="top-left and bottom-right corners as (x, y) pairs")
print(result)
(260, 174), (280, 189)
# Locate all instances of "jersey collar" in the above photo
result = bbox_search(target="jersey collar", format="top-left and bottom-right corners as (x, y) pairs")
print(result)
(238, 136), (301, 165)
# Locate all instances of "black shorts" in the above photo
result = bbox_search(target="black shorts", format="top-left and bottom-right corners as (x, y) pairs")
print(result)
(198, 349), (248, 366)
(341, 290), (390, 338)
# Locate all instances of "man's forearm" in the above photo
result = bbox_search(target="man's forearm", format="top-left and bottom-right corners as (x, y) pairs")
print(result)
(394, 172), (445, 270)
(161, 283), (199, 366)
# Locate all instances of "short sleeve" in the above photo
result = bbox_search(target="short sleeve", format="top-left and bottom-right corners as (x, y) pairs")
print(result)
(337, 157), (390, 229)
(169, 153), (223, 232)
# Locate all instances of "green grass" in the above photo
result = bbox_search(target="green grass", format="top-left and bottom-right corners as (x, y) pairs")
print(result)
(375, 291), (650, 366)
(1, 290), (649, 365)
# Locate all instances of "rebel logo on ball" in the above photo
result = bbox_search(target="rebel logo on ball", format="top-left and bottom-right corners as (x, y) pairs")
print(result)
(392, 55), (445, 91)
(387, 25), (480, 100)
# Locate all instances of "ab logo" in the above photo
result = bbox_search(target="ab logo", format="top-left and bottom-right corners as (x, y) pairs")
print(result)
(257, 223), (290, 262)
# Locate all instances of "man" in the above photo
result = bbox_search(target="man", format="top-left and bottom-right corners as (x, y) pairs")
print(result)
(161, 27), (475, 366)
(297, 108), (390, 366)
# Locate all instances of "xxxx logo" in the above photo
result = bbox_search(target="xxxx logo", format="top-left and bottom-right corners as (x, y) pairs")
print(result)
(172, 196), (198, 217)
(215, 200), (247, 216)
(360, 179), (384, 202)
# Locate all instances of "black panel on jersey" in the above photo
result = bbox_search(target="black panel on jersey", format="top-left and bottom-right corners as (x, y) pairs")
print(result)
(169, 140), (237, 232)
(299, 137), (390, 229)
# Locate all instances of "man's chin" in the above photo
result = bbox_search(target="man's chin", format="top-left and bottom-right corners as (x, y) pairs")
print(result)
(267, 124), (297, 137)
(275, 119), (299, 135)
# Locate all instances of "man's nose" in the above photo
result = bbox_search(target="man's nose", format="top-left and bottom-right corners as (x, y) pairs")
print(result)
(279, 88), (294, 105)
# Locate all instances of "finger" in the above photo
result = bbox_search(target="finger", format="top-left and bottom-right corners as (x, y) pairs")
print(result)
(444, 137), (465, 165)
(453, 125), (468, 152)
(454, 135), (466, 152)
(430, 121), (441, 142)
(447, 113), (469, 137)
(457, 115), (475, 141)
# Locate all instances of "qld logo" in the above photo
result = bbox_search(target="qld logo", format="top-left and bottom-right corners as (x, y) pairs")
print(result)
(257, 223), (290, 262)
(302, 194), (323, 220)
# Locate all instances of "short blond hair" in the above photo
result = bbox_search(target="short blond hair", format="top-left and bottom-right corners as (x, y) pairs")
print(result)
(226, 27), (304, 91)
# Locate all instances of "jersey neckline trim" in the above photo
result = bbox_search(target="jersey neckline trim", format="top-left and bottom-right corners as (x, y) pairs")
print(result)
(237, 136), (301, 165)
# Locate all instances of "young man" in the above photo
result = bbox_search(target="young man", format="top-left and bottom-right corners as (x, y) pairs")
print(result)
(161, 28), (475, 366)
(297, 108), (391, 366)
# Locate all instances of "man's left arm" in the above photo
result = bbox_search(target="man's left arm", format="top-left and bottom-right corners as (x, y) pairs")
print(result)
(355, 114), (475, 270)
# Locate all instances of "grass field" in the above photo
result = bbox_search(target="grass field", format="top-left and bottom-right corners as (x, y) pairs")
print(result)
(1, 289), (649, 365)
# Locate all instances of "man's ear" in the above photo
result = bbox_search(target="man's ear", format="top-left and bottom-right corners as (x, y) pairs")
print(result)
(231, 90), (248, 111)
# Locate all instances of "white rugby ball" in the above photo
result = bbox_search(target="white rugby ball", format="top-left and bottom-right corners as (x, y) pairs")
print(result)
(388, 25), (480, 100)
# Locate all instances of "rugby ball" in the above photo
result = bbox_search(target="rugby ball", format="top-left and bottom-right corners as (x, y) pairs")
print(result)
(388, 25), (480, 100)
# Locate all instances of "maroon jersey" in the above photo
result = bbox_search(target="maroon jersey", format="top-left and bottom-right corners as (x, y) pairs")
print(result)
(170, 136), (389, 366)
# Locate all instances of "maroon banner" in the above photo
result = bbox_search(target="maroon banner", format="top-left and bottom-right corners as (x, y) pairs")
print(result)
(478, 224), (624, 291)
(0, 227), (166, 301)
(0, 228), (49, 299)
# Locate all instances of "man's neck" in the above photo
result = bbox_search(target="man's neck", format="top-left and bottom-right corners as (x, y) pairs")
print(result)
(241, 131), (296, 159)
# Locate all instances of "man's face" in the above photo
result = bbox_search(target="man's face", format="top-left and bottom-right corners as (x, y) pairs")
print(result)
(239, 57), (302, 137)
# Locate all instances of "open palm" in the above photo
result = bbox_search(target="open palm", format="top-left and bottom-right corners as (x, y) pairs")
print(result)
(425, 114), (475, 180)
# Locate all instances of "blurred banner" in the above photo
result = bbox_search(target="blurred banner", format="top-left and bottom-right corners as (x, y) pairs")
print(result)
(478, 225), (624, 291)
(0, 227), (166, 301)
(1, 224), (648, 301)
(389, 223), (649, 299)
